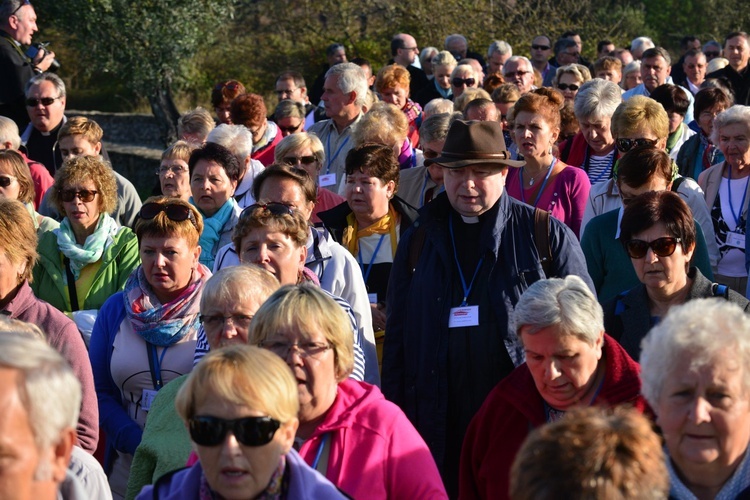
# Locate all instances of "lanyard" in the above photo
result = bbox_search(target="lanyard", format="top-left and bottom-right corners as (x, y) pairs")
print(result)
(449, 214), (485, 306)
(325, 133), (350, 175)
(147, 343), (169, 391)
(520, 158), (556, 207)
(727, 166), (750, 226)
(312, 433), (329, 470)
(583, 147), (616, 184)
(357, 234), (386, 284)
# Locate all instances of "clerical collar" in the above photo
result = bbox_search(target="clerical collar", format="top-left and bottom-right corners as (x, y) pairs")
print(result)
(460, 215), (479, 224)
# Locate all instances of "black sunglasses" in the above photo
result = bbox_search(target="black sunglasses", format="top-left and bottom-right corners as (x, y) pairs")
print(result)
(278, 123), (303, 135)
(557, 83), (580, 91)
(616, 138), (657, 153)
(60, 189), (97, 203)
(189, 416), (280, 447)
(139, 202), (196, 227)
(25, 96), (61, 107)
(705, 51), (720, 58)
(531, 44), (550, 51)
(0, 175), (17, 188)
(452, 77), (475, 87)
(625, 237), (682, 259)
(282, 155), (317, 166)
(240, 202), (295, 220)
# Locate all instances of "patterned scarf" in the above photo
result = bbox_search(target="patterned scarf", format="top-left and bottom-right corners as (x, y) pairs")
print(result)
(403, 99), (422, 124)
(199, 456), (287, 500)
(342, 204), (399, 257)
(192, 197), (237, 269)
(55, 214), (119, 281)
(122, 264), (210, 346)
(700, 128), (724, 170)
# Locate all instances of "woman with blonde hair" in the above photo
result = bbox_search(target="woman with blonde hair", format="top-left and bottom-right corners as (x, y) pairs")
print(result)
(352, 101), (421, 170)
(414, 50), (457, 106)
(552, 64), (592, 105)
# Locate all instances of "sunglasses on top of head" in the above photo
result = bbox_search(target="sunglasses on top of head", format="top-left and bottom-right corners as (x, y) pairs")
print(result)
(139, 202), (197, 227)
(616, 137), (657, 153)
(240, 202), (295, 221)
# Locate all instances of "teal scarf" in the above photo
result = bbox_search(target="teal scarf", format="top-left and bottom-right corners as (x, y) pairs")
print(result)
(192, 197), (237, 269)
(55, 214), (119, 281)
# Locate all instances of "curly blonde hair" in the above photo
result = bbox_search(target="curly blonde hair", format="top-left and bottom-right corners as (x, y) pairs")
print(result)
(50, 156), (118, 216)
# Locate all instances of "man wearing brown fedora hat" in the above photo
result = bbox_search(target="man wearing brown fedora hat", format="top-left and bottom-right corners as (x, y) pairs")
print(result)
(382, 119), (593, 496)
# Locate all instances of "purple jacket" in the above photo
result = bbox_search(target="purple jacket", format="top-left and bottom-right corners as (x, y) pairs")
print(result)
(2, 281), (98, 453)
(135, 449), (348, 499)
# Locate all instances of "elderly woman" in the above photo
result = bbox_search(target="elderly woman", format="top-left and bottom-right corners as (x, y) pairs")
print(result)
(559, 79), (622, 185)
(376, 64), (423, 147)
(505, 88), (591, 237)
(274, 99), (306, 137)
(32, 156), (139, 342)
(698, 105), (750, 293)
(319, 144), (418, 333)
(250, 284), (446, 498)
(90, 196), (209, 498)
(552, 63), (592, 105)
(414, 50), (457, 107)
(275, 132), (344, 224)
(189, 142), (242, 270)
(211, 80), (245, 125)
(621, 61), (642, 91)
(459, 275), (647, 500)
(640, 299), (750, 498)
(231, 93), (281, 166)
(352, 101), (421, 170)
(0, 198), (98, 453)
(205, 124), (265, 210)
(583, 145), (714, 303)
(136, 345), (346, 499)
(601, 190), (744, 361)
(450, 63), (478, 100)
(158, 140), (196, 202)
(0, 149), (57, 234)
(125, 265), (280, 498)
(677, 87), (733, 179)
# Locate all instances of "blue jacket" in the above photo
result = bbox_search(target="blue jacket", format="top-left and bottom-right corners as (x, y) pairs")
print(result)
(382, 192), (593, 474)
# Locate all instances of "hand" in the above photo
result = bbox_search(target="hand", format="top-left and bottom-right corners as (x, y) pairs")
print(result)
(370, 303), (387, 331)
(34, 50), (56, 72)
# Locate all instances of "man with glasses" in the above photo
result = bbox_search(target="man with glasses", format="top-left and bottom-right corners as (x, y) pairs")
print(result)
(502, 56), (535, 94)
(0, 0), (56, 129)
(274, 70), (322, 129)
(553, 38), (580, 68)
(19, 72), (66, 175)
(529, 35), (554, 86)
(390, 33), (429, 97)
(703, 40), (722, 62)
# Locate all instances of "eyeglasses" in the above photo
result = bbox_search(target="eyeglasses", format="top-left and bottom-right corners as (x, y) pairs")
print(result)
(452, 77), (476, 87)
(139, 202), (197, 228)
(531, 44), (550, 51)
(278, 123), (303, 135)
(258, 340), (333, 359)
(59, 189), (97, 203)
(625, 237), (682, 259)
(504, 70), (530, 78)
(705, 51), (720, 58)
(564, 51), (581, 58)
(188, 416), (280, 447)
(0, 175), (17, 188)
(25, 96), (62, 107)
(282, 155), (317, 166)
(156, 165), (188, 176)
(240, 202), (295, 221)
(199, 314), (252, 330)
(10, 0), (31, 17)
(616, 137), (657, 153)
(557, 83), (580, 91)
(422, 149), (440, 159)
(401, 46), (419, 52)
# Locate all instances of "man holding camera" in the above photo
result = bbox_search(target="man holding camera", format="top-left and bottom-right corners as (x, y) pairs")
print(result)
(0, 0), (56, 129)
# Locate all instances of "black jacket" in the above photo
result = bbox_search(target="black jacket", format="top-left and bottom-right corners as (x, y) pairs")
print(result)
(0, 31), (34, 129)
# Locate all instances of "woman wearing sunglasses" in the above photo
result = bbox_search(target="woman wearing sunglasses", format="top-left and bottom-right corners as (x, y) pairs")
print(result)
(376, 64), (423, 147)
(32, 155), (139, 344)
(602, 190), (748, 362)
(249, 284), (446, 499)
(0, 149), (57, 234)
(89, 196), (210, 498)
(449, 63), (478, 100)
(552, 64), (591, 105)
(135, 344), (346, 499)
(414, 50), (457, 107)
(274, 132), (344, 225)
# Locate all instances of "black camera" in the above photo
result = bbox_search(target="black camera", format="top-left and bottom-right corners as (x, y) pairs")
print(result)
(25, 42), (61, 71)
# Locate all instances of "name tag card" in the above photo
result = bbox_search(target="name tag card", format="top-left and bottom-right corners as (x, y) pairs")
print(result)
(319, 173), (337, 187)
(142, 389), (159, 411)
(368, 293), (378, 304)
(449, 306), (479, 328)
(727, 231), (746, 249)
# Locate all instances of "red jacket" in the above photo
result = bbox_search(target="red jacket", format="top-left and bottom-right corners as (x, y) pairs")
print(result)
(458, 335), (647, 500)
(251, 125), (282, 167)
(558, 132), (619, 179)
(20, 151), (53, 209)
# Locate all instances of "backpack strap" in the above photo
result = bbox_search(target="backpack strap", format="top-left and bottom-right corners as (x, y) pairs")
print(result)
(533, 208), (552, 276)
(712, 283), (730, 299)
(671, 175), (686, 193)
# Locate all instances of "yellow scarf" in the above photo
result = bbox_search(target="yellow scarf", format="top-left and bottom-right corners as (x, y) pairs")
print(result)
(342, 204), (400, 258)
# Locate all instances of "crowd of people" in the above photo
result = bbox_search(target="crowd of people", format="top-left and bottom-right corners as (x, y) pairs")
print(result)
(4, 0), (750, 498)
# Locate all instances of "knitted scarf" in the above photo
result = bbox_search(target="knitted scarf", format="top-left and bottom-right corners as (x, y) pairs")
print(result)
(342, 204), (399, 257)
(122, 264), (210, 347)
(55, 214), (119, 281)
(192, 197), (237, 269)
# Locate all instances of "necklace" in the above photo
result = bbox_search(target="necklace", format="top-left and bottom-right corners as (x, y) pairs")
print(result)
(524, 157), (555, 186)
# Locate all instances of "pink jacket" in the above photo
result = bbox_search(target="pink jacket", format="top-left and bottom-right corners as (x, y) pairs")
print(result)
(299, 379), (447, 499)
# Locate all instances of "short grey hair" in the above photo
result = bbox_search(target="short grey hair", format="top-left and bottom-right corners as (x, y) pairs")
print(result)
(432, 50), (458, 69)
(423, 99), (455, 117)
(420, 47), (439, 66)
(622, 60), (641, 76)
(325, 62), (368, 108)
(451, 63), (477, 81)
(503, 56), (532, 76)
(274, 132), (325, 165)
(445, 34), (467, 48)
(0, 333), (81, 451)
(200, 264), (280, 316)
(488, 40), (512, 58)
(511, 276), (603, 345)
(640, 299), (750, 408)
(274, 99), (306, 121)
(207, 124), (254, 165)
(630, 36), (655, 54)
(0, 116), (21, 149)
(711, 104), (750, 144)
(419, 112), (453, 144)
(574, 79), (623, 120)
(26, 72), (66, 98)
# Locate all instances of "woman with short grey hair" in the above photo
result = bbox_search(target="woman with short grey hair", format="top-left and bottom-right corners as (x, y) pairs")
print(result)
(459, 275), (647, 498)
(559, 78), (622, 185)
(640, 298), (750, 498)
(622, 61), (642, 90)
(205, 124), (262, 208)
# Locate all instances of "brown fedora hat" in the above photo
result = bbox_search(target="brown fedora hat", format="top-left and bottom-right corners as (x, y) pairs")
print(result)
(424, 119), (525, 169)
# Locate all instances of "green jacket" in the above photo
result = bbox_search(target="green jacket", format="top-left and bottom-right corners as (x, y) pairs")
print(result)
(32, 227), (140, 312)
